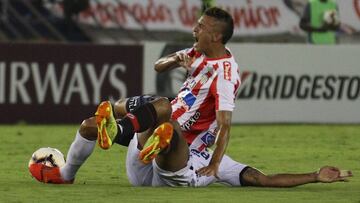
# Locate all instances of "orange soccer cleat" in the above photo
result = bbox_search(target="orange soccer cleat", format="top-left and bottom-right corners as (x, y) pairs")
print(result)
(29, 163), (73, 184)
(139, 122), (174, 164)
(95, 101), (118, 150)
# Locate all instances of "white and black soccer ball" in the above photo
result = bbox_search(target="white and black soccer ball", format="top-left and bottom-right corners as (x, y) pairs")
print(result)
(323, 10), (340, 26)
(28, 147), (66, 168)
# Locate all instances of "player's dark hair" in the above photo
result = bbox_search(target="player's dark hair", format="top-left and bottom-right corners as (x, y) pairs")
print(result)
(204, 7), (234, 44)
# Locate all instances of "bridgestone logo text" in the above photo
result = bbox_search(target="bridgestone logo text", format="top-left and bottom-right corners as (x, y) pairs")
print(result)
(239, 72), (360, 100)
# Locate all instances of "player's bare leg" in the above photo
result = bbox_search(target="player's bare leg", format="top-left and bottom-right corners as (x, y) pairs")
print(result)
(138, 122), (174, 164)
(58, 96), (171, 183)
(27, 112), (101, 183)
(59, 102), (124, 182)
(154, 120), (189, 172)
(80, 96), (171, 144)
(78, 117), (97, 141)
(76, 97), (128, 142)
(74, 98), (127, 143)
(138, 120), (189, 172)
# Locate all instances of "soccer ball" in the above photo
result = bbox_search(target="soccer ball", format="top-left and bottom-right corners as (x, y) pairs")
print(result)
(323, 10), (340, 26)
(28, 147), (66, 168)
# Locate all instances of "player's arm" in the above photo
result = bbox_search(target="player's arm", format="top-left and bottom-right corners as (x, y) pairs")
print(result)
(241, 166), (352, 187)
(154, 52), (193, 73)
(197, 110), (232, 177)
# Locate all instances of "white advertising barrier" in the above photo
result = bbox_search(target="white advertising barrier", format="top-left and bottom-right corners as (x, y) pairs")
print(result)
(232, 44), (360, 124)
(143, 42), (360, 124)
(338, 0), (360, 30)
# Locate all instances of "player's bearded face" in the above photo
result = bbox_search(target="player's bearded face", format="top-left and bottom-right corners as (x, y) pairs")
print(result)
(192, 16), (215, 53)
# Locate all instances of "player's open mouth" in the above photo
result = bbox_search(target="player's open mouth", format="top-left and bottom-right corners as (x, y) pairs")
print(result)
(193, 32), (198, 42)
(193, 36), (199, 48)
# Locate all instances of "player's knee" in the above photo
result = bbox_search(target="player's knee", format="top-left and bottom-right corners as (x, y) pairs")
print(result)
(153, 97), (171, 123)
(114, 98), (128, 118)
(241, 167), (270, 187)
(79, 117), (97, 141)
(168, 119), (188, 151)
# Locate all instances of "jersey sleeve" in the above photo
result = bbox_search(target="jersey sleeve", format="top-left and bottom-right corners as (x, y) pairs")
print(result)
(210, 62), (240, 112)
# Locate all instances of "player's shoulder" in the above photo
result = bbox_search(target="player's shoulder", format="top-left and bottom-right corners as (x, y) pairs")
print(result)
(211, 49), (240, 81)
(214, 54), (239, 73)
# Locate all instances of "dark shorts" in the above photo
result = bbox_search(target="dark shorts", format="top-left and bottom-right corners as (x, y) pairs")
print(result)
(125, 95), (161, 113)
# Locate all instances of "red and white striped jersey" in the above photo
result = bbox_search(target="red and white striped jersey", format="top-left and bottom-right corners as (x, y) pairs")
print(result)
(171, 47), (241, 151)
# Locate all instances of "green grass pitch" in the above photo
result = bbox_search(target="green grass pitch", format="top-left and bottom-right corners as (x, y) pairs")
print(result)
(0, 124), (359, 203)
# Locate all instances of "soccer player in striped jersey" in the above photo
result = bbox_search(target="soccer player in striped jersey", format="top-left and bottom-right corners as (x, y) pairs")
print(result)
(29, 7), (351, 187)
(153, 7), (241, 180)
(126, 7), (351, 187)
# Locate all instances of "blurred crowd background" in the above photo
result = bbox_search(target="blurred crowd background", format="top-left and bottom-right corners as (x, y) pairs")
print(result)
(0, 0), (359, 44)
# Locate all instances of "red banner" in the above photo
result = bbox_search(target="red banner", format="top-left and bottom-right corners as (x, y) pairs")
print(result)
(45, 0), (360, 36)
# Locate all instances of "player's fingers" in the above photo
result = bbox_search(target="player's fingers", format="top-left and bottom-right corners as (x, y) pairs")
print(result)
(178, 54), (191, 69)
(197, 167), (213, 177)
(177, 53), (185, 61)
(183, 55), (190, 64)
(196, 167), (206, 175)
(332, 170), (352, 182)
(204, 171), (215, 177)
(207, 170), (217, 177)
(176, 53), (182, 61)
(197, 170), (209, 176)
(200, 169), (211, 176)
(340, 170), (352, 178)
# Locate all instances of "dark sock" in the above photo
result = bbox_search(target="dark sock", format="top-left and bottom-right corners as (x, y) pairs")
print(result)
(114, 103), (157, 146)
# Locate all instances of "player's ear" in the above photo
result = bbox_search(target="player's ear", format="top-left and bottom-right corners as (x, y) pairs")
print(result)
(212, 32), (223, 43)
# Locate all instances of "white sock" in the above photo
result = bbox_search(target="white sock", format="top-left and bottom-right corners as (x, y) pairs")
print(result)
(60, 131), (96, 181)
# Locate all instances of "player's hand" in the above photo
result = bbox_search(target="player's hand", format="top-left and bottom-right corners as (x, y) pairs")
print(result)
(316, 166), (352, 183)
(176, 53), (193, 71)
(196, 163), (219, 178)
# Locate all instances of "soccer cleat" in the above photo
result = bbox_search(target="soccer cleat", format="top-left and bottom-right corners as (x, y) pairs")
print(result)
(95, 101), (118, 149)
(139, 122), (174, 164)
(29, 163), (73, 184)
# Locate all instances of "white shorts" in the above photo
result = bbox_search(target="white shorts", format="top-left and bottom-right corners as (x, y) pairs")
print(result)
(126, 134), (249, 187)
(126, 133), (153, 186)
